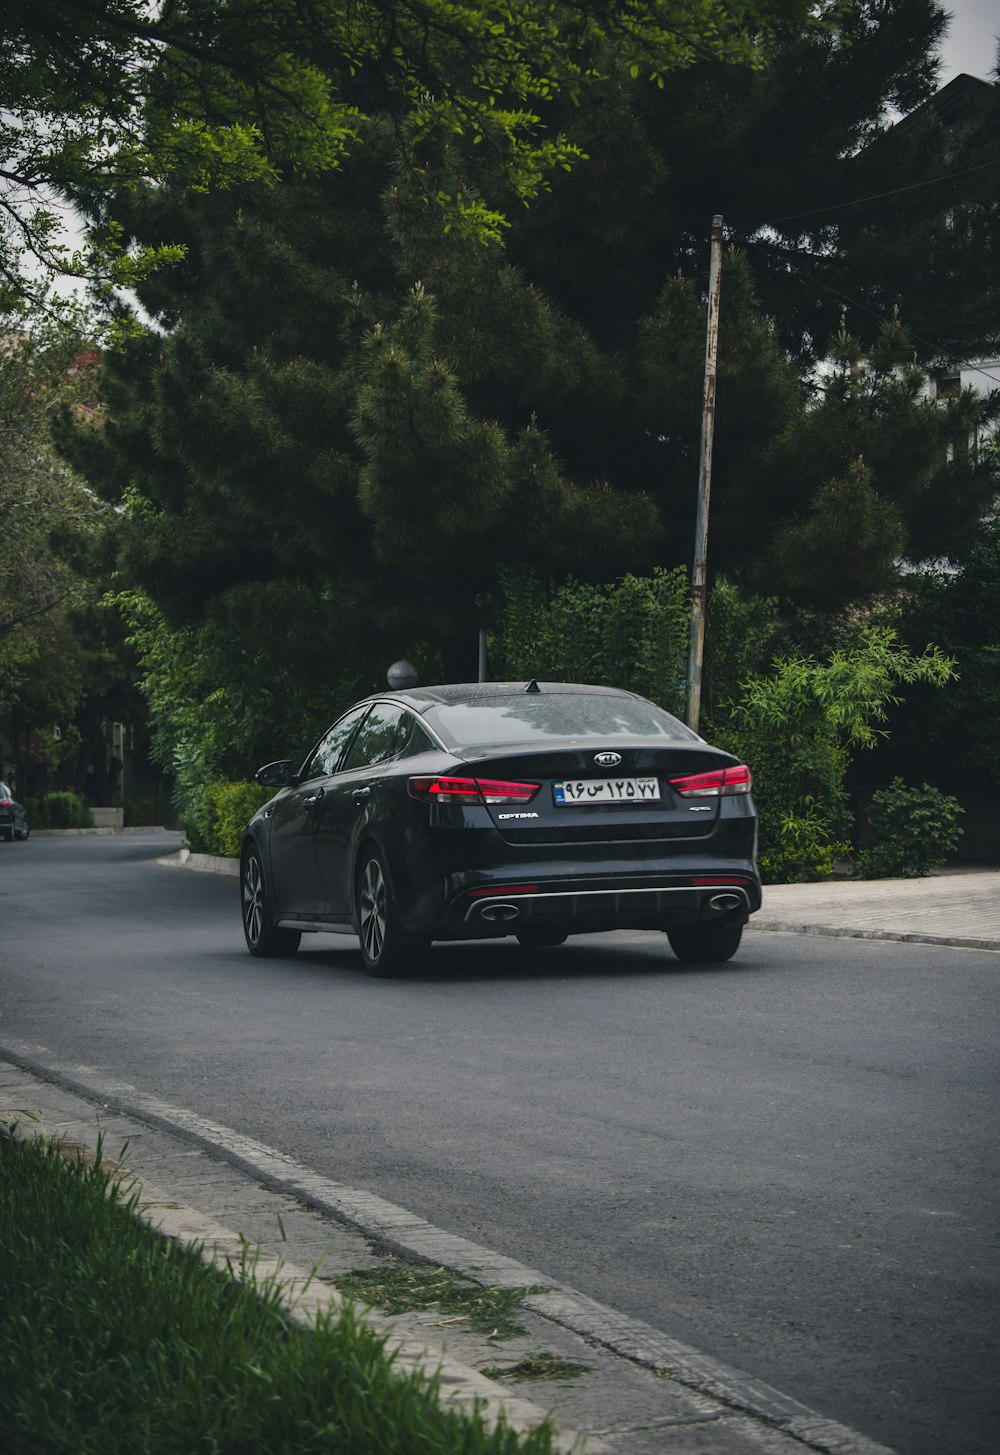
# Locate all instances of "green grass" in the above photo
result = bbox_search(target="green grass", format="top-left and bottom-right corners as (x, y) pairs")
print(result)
(0, 1131), (556, 1455)
(481, 1354), (592, 1383)
(333, 1266), (551, 1341)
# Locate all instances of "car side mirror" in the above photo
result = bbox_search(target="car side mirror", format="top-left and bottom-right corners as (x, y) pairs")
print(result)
(255, 760), (294, 788)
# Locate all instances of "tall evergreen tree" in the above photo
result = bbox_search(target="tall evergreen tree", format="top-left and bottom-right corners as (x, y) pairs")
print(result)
(62, 0), (999, 705)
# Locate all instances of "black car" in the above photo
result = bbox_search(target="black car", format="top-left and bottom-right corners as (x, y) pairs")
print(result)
(240, 681), (760, 974)
(0, 783), (29, 842)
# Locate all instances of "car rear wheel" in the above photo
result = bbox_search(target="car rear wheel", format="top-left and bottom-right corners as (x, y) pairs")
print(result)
(242, 849), (301, 957)
(358, 853), (428, 977)
(516, 930), (568, 949)
(15, 821), (29, 841)
(667, 922), (743, 964)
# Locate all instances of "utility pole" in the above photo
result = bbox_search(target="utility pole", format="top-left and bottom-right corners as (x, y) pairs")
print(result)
(686, 214), (724, 734)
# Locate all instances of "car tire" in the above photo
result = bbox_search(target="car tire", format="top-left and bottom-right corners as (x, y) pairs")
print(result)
(515, 930), (568, 948)
(357, 852), (428, 977)
(666, 922), (743, 964)
(241, 848), (301, 957)
(15, 822), (29, 841)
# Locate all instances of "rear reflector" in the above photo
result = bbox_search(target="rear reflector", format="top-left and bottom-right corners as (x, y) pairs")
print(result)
(669, 764), (752, 797)
(466, 884), (540, 898)
(408, 776), (540, 805)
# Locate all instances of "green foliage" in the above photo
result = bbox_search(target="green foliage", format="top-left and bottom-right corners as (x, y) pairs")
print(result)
(491, 566), (689, 713)
(121, 795), (173, 828)
(35, 791), (93, 829)
(2, 0), (818, 309)
(716, 628), (955, 882)
(855, 779), (963, 879)
(176, 773), (275, 857)
(0, 1132), (557, 1454)
(870, 519), (1000, 794)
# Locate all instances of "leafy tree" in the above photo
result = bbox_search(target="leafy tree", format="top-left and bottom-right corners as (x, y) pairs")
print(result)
(58, 0), (1000, 743)
(715, 627), (955, 881)
(0, 315), (122, 789)
(863, 511), (1000, 795)
(490, 565), (690, 711)
(1, 0), (821, 307)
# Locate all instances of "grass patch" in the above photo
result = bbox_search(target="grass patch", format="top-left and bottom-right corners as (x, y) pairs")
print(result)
(481, 1353), (592, 1383)
(0, 1130), (556, 1455)
(334, 1265), (550, 1341)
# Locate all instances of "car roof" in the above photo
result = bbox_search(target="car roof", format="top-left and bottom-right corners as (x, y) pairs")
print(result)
(380, 682), (644, 710)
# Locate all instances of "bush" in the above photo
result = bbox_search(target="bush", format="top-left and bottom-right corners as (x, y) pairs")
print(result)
(121, 795), (173, 827)
(491, 565), (690, 714)
(181, 779), (276, 857)
(716, 628), (956, 883)
(38, 791), (93, 829)
(855, 779), (963, 878)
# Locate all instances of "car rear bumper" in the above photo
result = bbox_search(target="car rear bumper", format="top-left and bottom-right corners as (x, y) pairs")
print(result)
(430, 868), (760, 940)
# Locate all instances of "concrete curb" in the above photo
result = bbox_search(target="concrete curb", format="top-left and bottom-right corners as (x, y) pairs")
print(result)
(32, 826), (173, 837)
(2, 1044), (898, 1455)
(1, 1080), (587, 1455)
(751, 920), (1000, 952)
(157, 847), (239, 877)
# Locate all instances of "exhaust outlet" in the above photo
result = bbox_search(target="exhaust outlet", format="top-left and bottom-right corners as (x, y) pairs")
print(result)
(480, 902), (520, 922)
(708, 892), (743, 913)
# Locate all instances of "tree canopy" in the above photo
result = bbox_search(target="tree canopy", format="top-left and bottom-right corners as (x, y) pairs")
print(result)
(1, 0), (823, 307)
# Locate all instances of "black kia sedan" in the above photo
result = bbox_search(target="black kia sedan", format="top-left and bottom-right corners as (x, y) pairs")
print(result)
(240, 681), (760, 974)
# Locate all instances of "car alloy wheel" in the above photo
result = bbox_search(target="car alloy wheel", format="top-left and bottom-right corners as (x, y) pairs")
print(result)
(241, 849), (300, 958)
(358, 852), (427, 977)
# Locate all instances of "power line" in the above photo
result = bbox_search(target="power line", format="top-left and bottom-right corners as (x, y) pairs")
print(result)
(752, 157), (999, 230)
(742, 237), (1000, 390)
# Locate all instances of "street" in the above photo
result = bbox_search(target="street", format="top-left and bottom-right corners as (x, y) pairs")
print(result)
(2, 832), (998, 1455)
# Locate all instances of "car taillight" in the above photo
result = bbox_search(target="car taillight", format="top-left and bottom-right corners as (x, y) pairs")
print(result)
(669, 764), (752, 797)
(0, 798), (11, 809)
(408, 776), (540, 805)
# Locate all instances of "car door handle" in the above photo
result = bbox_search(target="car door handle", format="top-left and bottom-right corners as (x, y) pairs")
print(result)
(352, 787), (371, 805)
(303, 788), (325, 806)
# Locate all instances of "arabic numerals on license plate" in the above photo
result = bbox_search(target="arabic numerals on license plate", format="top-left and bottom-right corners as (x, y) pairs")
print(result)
(555, 778), (659, 804)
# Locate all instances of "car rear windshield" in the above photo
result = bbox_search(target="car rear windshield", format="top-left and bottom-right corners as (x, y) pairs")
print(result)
(427, 694), (696, 747)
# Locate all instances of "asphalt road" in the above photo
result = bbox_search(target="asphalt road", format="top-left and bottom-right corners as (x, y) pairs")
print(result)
(2, 832), (998, 1455)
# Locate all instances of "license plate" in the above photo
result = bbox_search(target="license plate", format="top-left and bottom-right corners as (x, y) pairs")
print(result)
(553, 777), (661, 805)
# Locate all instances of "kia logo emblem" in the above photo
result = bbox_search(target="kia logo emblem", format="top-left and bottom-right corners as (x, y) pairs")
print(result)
(594, 751), (623, 767)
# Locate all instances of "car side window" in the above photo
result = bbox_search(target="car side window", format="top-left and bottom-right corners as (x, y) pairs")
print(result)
(341, 703), (411, 773)
(301, 706), (370, 780)
(394, 713), (434, 759)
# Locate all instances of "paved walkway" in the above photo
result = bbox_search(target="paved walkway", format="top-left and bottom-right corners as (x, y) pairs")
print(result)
(753, 864), (1000, 952)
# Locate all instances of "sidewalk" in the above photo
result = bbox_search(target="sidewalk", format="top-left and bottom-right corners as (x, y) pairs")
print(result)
(753, 863), (1000, 952)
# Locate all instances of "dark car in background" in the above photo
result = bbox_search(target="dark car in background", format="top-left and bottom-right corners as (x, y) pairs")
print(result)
(0, 783), (29, 842)
(240, 681), (760, 975)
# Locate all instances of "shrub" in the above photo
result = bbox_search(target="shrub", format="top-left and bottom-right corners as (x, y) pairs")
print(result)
(491, 565), (690, 714)
(122, 795), (173, 827)
(40, 791), (93, 829)
(855, 779), (963, 879)
(717, 628), (955, 883)
(181, 779), (276, 857)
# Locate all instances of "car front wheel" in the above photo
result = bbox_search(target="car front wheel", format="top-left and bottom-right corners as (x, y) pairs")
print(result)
(241, 849), (301, 957)
(667, 922), (743, 964)
(357, 852), (428, 977)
